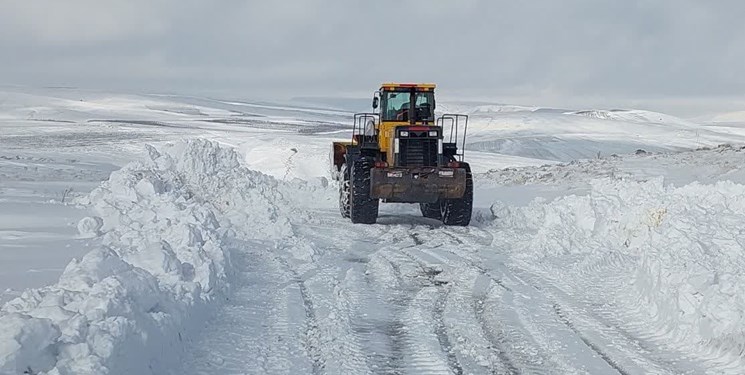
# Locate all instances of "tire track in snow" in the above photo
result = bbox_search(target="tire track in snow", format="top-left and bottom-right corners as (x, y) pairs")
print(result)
(396, 248), (462, 374)
(407, 231), (512, 373)
(572, 252), (709, 373)
(372, 248), (456, 374)
(506, 262), (688, 375)
(415, 228), (513, 293)
(433, 287), (464, 375)
(293, 223), (412, 374)
(383, 255), (425, 374)
(183, 202), (698, 375)
(272, 255), (325, 374)
(355, 230), (468, 375)
(180, 243), (316, 375)
(413, 228), (583, 374)
(552, 303), (631, 375)
(402, 234), (527, 374)
(348, 251), (408, 374)
(473, 284), (522, 375)
(288, 251), (372, 374)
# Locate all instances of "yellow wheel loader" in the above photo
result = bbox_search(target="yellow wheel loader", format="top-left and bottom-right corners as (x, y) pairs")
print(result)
(331, 83), (472, 225)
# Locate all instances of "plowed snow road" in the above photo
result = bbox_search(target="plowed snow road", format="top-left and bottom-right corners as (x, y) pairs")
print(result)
(176, 208), (705, 375)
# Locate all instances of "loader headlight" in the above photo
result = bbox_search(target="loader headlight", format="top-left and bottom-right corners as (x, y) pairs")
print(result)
(429, 130), (438, 137)
(399, 131), (409, 137)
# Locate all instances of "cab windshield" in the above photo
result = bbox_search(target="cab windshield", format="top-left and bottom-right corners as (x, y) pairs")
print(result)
(381, 91), (434, 122)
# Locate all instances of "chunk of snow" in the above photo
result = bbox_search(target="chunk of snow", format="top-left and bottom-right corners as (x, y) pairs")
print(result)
(0, 313), (60, 374)
(77, 216), (103, 238)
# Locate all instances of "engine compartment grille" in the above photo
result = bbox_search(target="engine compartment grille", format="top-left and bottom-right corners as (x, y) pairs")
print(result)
(398, 138), (438, 167)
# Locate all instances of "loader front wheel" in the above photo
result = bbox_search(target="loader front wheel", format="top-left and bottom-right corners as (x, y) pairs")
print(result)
(441, 163), (473, 226)
(350, 157), (379, 224)
(339, 163), (350, 218)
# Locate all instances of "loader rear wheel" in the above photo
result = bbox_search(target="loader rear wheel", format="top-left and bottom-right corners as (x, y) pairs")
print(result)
(419, 202), (442, 220)
(339, 163), (350, 218)
(350, 157), (379, 224)
(441, 163), (473, 226)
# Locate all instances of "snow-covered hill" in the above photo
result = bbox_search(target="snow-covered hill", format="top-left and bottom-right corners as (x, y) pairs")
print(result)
(566, 108), (699, 127)
(2, 88), (745, 374)
(457, 105), (743, 162)
(705, 110), (745, 125)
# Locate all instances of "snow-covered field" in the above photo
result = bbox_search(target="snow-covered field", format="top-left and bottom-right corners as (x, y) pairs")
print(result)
(2, 87), (745, 374)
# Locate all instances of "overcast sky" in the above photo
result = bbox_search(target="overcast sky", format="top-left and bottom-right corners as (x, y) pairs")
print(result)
(1, 0), (743, 116)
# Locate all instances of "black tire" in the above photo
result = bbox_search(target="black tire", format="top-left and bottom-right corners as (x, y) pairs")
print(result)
(441, 163), (473, 226)
(419, 202), (442, 220)
(339, 163), (350, 218)
(350, 157), (379, 224)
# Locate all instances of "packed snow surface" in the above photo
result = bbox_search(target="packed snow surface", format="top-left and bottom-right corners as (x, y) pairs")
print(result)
(2, 88), (745, 374)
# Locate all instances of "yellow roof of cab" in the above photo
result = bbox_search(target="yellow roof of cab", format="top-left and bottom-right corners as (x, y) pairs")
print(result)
(380, 83), (436, 90)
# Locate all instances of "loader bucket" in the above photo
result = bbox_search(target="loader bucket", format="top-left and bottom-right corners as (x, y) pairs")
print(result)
(330, 141), (351, 180)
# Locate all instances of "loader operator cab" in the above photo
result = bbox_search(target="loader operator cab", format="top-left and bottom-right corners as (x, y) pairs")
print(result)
(379, 90), (435, 122)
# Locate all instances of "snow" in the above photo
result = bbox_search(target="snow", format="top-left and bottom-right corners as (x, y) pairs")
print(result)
(479, 144), (745, 188)
(0, 88), (343, 301)
(486, 177), (745, 370)
(706, 110), (745, 124)
(0, 139), (299, 374)
(565, 108), (699, 127)
(76, 217), (103, 239)
(457, 104), (745, 162)
(0, 151), (120, 301)
(3, 87), (745, 373)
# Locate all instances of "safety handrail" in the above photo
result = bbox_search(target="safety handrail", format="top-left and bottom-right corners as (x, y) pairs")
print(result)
(436, 114), (469, 161)
(353, 113), (380, 144)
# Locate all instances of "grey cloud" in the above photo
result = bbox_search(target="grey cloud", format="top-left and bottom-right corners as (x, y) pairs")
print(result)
(1, 0), (744, 115)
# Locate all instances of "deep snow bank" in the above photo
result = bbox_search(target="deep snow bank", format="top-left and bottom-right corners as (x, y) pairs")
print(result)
(490, 178), (745, 367)
(0, 139), (294, 374)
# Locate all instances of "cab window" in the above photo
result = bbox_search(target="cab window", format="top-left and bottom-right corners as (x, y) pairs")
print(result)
(380, 91), (434, 121)
(382, 92), (409, 121)
(414, 92), (434, 121)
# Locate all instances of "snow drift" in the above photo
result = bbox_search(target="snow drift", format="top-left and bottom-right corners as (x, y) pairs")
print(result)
(490, 178), (745, 369)
(565, 109), (698, 128)
(0, 139), (295, 374)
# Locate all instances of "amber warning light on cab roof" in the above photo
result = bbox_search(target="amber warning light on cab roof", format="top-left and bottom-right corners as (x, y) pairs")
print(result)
(380, 83), (436, 90)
